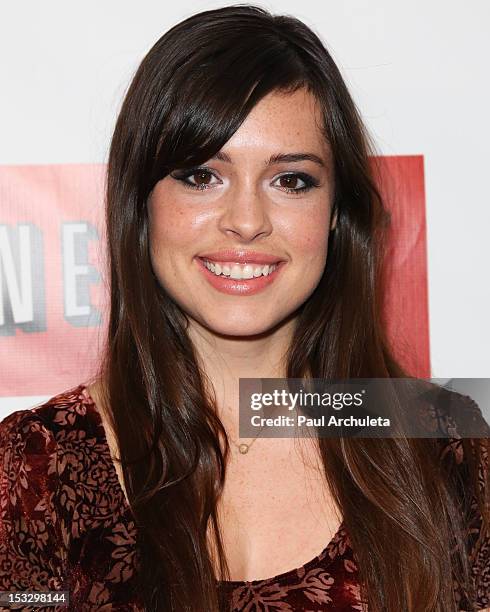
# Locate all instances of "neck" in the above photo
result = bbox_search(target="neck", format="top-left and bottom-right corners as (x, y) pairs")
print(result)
(186, 316), (296, 427)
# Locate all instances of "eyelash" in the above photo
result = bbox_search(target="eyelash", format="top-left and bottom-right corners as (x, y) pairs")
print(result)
(171, 167), (320, 194)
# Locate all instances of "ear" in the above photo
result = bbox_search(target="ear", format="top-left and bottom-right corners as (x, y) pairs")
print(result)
(330, 208), (337, 232)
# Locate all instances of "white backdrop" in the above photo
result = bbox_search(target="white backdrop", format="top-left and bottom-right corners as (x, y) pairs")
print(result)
(1, 0), (489, 413)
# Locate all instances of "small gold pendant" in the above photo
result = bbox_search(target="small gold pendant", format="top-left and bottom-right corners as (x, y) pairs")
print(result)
(238, 443), (249, 454)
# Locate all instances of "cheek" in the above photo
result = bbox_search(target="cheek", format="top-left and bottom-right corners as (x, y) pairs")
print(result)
(148, 198), (208, 261)
(280, 205), (331, 268)
(150, 207), (187, 246)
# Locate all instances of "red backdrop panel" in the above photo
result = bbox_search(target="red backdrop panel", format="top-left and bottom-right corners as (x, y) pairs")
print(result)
(0, 157), (429, 396)
(376, 155), (430, 379)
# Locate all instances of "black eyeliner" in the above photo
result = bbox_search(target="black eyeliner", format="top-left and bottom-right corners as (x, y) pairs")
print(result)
(171, 167), (321, 193)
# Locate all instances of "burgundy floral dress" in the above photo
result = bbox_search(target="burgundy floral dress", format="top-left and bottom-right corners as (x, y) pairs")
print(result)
(0, 383), (489, 611)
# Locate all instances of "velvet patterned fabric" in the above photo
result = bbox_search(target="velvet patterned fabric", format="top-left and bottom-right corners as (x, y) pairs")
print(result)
(0, 383), (489, 611)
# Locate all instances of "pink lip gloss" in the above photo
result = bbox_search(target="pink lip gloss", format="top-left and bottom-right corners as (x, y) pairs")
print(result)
(195, 257), (286, 296)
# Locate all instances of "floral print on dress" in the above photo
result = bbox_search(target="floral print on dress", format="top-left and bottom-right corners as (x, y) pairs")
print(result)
(218, 525), (360, 611)
(0, 383), (488, 611)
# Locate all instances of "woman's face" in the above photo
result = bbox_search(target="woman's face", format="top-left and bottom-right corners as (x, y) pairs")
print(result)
(148, 87), (336, 337)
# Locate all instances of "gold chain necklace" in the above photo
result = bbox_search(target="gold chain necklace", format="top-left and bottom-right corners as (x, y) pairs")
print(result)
(229, 415), (293, 453)
(230, 437), (259, 454)
(228, 421), (269, 454)
(225, 386), (285, 454)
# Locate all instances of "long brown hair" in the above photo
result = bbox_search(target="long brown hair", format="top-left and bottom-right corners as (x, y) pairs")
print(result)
(92, 4), (490, 610)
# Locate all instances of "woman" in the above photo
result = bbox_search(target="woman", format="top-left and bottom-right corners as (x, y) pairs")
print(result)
(1, 4), (489, 611)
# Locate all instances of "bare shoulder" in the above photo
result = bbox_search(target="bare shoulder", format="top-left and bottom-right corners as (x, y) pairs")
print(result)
(86, 380), (106, 418)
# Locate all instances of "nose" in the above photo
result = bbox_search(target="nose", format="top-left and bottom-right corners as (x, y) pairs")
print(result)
(217, 179), (273, 242)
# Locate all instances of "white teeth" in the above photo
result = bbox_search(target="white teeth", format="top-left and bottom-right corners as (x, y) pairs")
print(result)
(231, 264), (252, 279)
(203, 260), (278, 279)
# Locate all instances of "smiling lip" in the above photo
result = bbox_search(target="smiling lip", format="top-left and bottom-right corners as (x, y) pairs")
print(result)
(197, 249), (285, 265)
(195, 257), (286, 296)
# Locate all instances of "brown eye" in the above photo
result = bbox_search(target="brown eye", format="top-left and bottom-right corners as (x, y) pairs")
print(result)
(171, 167), (220, 191)
(191, 171), (213, 187)
(274, 172), (317, 194)
(278, 175), (301, 190)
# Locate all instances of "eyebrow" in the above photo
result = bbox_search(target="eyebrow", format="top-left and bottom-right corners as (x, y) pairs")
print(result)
(210, 151), (326, 168)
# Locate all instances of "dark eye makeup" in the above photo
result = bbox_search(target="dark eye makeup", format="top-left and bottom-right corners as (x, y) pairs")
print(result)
(170, 167), (320, 194)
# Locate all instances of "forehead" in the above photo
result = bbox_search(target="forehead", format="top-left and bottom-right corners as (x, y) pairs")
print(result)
(221, 87), (330, 161)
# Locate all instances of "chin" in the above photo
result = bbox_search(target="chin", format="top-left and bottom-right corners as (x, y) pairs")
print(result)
(200, 312), (284, 338)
